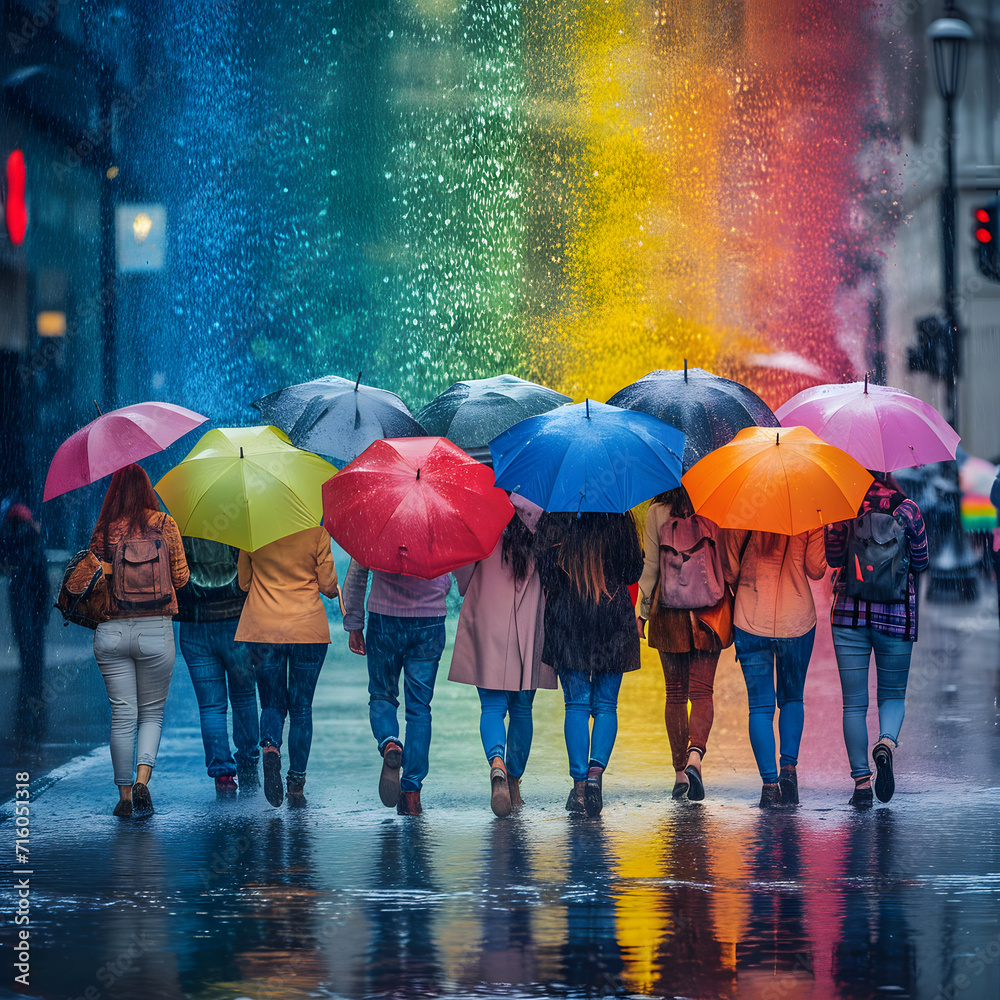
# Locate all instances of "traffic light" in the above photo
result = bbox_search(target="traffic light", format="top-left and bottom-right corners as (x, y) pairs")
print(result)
(973, 198), (999, 282)
(908, 315), (949, 378)
(3, 150), (27, 246)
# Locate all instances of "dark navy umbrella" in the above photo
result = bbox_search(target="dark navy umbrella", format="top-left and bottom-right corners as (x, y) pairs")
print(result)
(416, 375), (571, 465)
(252, 373), (425, 466)
(490, 400), (685, 513)
(606, 364), (779, 473)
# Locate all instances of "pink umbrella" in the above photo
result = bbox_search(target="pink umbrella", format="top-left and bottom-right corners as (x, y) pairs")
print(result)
(43, 402), (208, 501)
(774, 376), (959, 473)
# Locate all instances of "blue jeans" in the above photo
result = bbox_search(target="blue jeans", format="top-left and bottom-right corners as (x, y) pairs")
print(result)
(366, 613), (446, 793)
(558, 670), (623, 781)
(179, 619), (259, 778)
(832, 625), (913, 778)
(735, 626), (815, 784)
(249, 642), (327, 775)
(477, 688), (536, 778)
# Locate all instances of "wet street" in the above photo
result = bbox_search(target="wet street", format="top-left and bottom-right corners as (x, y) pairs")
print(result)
(1, 572), (999, 1000)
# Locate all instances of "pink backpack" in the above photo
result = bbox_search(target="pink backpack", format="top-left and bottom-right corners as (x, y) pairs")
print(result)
(658, 515), (724, 610)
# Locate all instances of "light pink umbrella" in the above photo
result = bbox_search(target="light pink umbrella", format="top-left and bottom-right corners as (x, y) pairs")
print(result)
(774, 376), (960, 473)
(43, 402), (208, 501)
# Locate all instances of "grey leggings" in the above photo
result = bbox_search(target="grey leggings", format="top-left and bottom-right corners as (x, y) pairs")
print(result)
(94, 617), (175, 785)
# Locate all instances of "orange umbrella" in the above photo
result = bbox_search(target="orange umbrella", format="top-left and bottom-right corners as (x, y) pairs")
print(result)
(681, 425), (873, 535)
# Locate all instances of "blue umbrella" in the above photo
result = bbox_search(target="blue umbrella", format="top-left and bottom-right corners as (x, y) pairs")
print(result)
(489, 400), (685, 513)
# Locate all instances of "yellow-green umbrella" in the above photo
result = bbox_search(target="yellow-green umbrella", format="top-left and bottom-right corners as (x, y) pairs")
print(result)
(155, 425), (337, 551)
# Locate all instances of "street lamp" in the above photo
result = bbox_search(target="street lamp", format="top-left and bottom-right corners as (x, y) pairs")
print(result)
(925, 6), (978, 602)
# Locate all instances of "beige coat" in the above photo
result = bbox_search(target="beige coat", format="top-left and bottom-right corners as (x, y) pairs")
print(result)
(721, 528), (826, 638)
(448, 542), (556, 691)
(236, 527), (339, 644)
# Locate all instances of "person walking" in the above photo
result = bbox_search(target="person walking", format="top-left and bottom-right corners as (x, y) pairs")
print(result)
(176, 536), (259, 798)
(343, 560), (454, 816)
(89, 464), (189, 818)
(637, 487), (724, 801)
(448, 494), (555, 817)
(825, 472), (929, 806)
(0, 499), (50, 746)
(722, 527), (826, 807)
(535, 511), (643, 817)
(236, 526), (339, 808)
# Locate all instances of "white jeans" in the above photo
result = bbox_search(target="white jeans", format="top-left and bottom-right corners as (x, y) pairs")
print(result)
(94, 617), (175, 785)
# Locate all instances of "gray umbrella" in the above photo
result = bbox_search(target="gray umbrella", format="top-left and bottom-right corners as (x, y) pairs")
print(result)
(415, 375), (571, 465)
(606, 364), (779, 473)
(252, 373), (425, 466)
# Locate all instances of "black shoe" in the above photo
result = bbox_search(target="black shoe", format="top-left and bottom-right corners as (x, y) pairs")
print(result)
(684, 748), (705, 801)
(113, 798), (132, 819)
(286, 774), (307, 809)
(671, 781), (689, 800)
(262, 748), (283, 807)
(850, 781), (873, 808)
(379, 741), (403, 807)
(584, 770), (603, 816)
(758, 783), (782, 808)
(779, 765), (798, 806)
(873, 743), (895, 802)
(131, 782), (154, 819)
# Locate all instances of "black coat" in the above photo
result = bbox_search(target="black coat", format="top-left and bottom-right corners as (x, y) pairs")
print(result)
(537, 519), (643, 676)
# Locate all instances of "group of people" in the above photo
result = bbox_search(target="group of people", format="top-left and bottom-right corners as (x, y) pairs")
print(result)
(85, 460), (927, 819)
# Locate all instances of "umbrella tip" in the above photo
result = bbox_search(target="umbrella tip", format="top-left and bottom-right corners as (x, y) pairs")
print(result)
(416, 467), (420, 480)
(94, 399), (103, 417)
(585, 398), (590, 418)
(684, 359), (688, 382)
(864, 372), (869, 393)
(776, 432), (780, 445)
(240, 447), (244, 459)
(355, 370), (363, 391)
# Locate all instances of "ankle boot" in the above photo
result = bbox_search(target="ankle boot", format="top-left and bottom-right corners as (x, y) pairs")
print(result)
(759, 782), (782, 808)
(508, 774), (524, 810)
(565, 780), (586, 814)
(286, 773), (307, 809)
(397, 790), (422, 815)
(585, 767), (604, 816)
(779, 765), (798, 806)
(490, 758), (512, 818)
(262, 746), (283, 807)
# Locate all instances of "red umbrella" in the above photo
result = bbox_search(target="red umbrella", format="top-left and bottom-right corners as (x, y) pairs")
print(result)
(44, 402), (208, 501)
(323, 437), (514, 579)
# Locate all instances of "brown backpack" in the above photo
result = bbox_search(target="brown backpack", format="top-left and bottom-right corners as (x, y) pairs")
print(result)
(111, 514), (174, 611)
(56, 549), (110, 629)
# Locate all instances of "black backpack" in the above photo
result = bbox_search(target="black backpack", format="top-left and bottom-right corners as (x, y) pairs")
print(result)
(845, 496), (910, 603)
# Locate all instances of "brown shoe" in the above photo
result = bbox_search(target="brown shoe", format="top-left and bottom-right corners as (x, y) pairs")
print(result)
(397, 790), (422, 815)
(508, 774), (524, 810)
(565, 780), (586, 814)
(286, 773), (307, 809)
(379, 741), (402, 807)
(490, 758), (512, 818)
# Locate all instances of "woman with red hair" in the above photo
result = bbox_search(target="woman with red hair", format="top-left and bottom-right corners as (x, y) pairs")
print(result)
(90, 464), (189, 818)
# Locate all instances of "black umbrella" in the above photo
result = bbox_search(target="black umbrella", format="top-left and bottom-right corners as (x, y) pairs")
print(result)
(416, 374), (571, 465)
(606, 364), (779, 473)
(252, 373), (425, 466)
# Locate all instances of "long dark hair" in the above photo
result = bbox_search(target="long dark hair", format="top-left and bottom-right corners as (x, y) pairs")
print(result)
(652, 485), (694, 517)
(501, 512), (534, 586)
(868, 469), (903, 494)
(94, 464), (160, 548)
(538, 511), (637, 604)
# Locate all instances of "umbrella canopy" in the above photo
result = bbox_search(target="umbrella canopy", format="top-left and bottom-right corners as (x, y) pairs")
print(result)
(606, 365), (779, 473)
(681, 425), (873, 535)
(415, 375), (571, 464)
(155, 425), (336, 551)
(252, 373), (425, 466)
(323, 436), (514, 579)
(43, 401), (208, 501)
(489, 399), (685, 513)
(774, 377), (961, 472)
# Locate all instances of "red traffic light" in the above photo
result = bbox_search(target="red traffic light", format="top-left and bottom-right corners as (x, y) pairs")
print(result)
(4, 150), (26, 245)
(976, 227), (992, 244)
(975, 208), (990, 224)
